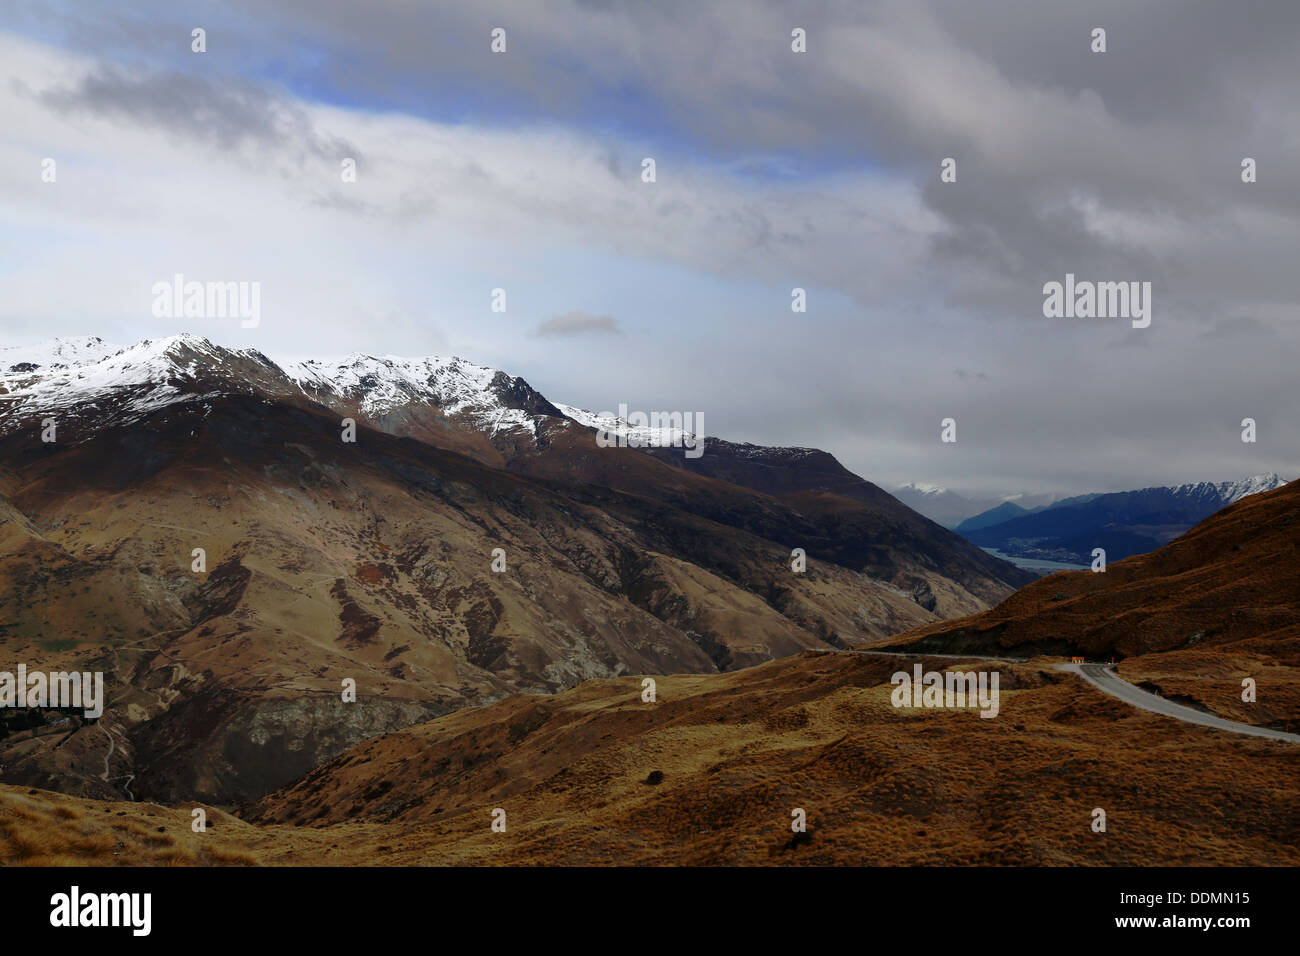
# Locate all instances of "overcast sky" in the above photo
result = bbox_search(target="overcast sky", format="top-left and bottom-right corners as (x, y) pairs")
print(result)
(2, 0), (1297, 495)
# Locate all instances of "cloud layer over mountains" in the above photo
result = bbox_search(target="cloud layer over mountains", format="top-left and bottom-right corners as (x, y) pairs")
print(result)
(2, 1), (1297, 493)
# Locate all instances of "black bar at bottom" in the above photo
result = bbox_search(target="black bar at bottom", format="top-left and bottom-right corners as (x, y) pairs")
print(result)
(0, 865), (1282, 943)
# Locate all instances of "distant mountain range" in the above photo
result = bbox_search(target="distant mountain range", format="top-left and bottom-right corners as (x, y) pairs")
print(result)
(889, 477), (1300, 681)
(892, 482), (1066, 528)
(955, 474), (1289, 564)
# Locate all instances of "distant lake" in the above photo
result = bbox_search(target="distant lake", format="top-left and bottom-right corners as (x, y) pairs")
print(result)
(981, 547), (1089, 572)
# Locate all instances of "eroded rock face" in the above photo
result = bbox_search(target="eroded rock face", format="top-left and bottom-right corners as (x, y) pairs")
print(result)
(130, 691), (447, 805)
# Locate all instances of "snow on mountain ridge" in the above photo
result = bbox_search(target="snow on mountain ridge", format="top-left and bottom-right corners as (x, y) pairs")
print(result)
(713, 440), (819, 461)
(291, 353), (499, 413)
(1222, 474), (1289, 502)
(0, 334), (255, 430)
(285, 353), (554, 436)
(555, 402), (703, 449)
(1163, 474), (1289, 504)
(896, 482), (948, 496)
(0, 335), (561, 441)
(5, 337), (721, 449)
(1085, 474), (1290, 506)
(0, 335), (122, 373)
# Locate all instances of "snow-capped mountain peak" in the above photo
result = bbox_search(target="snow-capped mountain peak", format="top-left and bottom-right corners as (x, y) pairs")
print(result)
(0, 335), (121, 375)
(1161, 473), (1290, 505)
(294, 354), (503, 414)
(0, 334), (328, 439)
(895, 481), (948, 496)
(0, 334), (232, 428)
(284, 352), (564, 436)
(0, 335), (568, 443)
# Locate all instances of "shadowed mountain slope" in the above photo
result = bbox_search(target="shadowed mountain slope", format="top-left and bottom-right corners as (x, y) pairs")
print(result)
(0, 335), (1025, 804)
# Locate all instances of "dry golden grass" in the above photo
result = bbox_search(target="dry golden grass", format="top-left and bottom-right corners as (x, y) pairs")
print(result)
(4, 648), (1297, 867)
(0, 790), (267, 866)
(0, 784), (409, 866)
(238, 650), (1300, 866)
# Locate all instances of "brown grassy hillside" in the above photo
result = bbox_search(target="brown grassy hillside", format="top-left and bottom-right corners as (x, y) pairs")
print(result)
(879, 482), (1300, 725)
(5, 647), (1296, 866)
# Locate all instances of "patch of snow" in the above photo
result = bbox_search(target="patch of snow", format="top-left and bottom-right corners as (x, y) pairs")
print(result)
(896, 482), (948, 496)
(1214, 473), (1288, 503)
(556, 402), (702, 450)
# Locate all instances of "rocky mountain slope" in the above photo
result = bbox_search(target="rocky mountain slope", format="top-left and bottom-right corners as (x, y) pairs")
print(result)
(233, 476), (1300, 865)
(0, 335), (1027, 805)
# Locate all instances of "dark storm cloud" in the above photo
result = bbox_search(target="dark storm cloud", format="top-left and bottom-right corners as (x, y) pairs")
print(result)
(30, 65), (357, 161)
